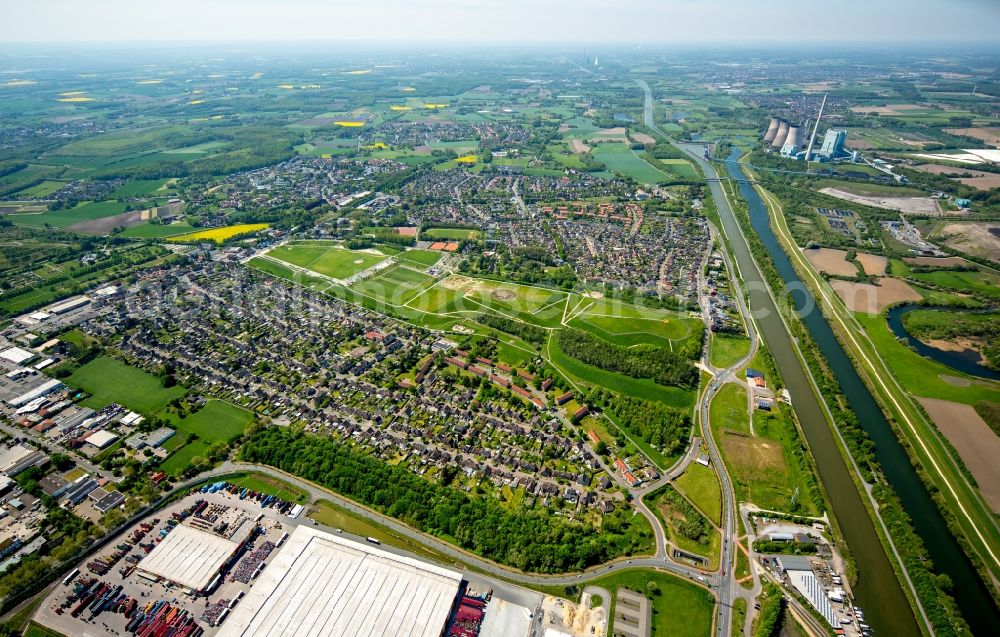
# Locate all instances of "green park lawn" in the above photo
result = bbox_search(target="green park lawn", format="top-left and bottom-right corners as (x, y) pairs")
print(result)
(675, 462), (722, 525)
(66, 355), (186, 413)
(267, 243), (388, 279)
(710, 382), (750, 435)
(587, 569), (714, 637)
(169, 399), (253, 442)
(710, 334), (751, 369)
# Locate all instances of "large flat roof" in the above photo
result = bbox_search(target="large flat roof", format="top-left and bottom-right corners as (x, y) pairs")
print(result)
(218, 526), (462, 637)
(137, 523), (242, 592)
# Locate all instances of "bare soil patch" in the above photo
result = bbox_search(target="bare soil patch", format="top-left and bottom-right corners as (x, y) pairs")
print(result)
(935, 222), (1000, 264)
(588, 127), (628, 142)
(917, 397), (1000, 513)
(569, 139), (591, 154)
(830, 277), (922, 313)
(940, 374), (972, 387)
(856, 253), (888, 276)
(722, 433), (786, 473)
(67, 210), (144, 234)
(820, 188), (941, 214)
(849, 104), (923, 115)
(803, 247), (858, 277)
(903, 255), (967, 267)
(491, 289), (517, 302)
(394, 226), (418, 237)
(630, 132), (656, 145)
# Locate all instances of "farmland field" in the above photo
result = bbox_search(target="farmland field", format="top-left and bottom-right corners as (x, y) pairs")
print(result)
(13, 180), (67, 197)
(170, 223), (269, 243)
(591, 143), (668, 184)
(118, 221), (193, 238)
(66, 355), (187, 413)
(8, 200), (127, 228)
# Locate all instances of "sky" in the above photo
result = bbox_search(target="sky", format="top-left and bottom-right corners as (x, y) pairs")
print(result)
(2, 0), (999, 45)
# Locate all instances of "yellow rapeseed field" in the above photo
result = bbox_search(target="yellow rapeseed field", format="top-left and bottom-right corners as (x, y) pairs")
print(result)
(400, 87), (416, 92)
(137, 79), (163, 85)
(423, 103), (449, 109)
(277, 84), (294, 89)
(334, 121), (365, 127)
(188, 100), (204, 104)
(455, 155), (477, 164)
(346, 70), (372, 75)
(171, 223), (269, 243)
(4, 80), (36, 87)
(57, 97), (94, 102)
(389, 105), (412, 111)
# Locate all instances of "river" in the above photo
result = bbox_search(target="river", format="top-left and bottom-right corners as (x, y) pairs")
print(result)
(885, 305), (1000, 381)
(717, 149), (1000, 636)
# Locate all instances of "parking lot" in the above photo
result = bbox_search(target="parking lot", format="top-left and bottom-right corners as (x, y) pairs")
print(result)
(35, 486), (302, 637)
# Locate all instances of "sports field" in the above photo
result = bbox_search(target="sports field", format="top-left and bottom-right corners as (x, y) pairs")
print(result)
(266, 242), (388, 280)
(397, 249), (442, 269)
(352, 265), (436, 304)
(421, 227), (482, 241)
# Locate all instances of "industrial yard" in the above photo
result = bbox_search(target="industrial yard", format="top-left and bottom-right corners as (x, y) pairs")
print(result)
(32, 482), (548, 637)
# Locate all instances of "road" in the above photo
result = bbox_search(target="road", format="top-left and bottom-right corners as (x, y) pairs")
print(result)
(204, 461), (718, 589)
(639, 78), (760, 637)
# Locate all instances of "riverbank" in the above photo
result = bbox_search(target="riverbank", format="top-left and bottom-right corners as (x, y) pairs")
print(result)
(751, 174), (999, 633)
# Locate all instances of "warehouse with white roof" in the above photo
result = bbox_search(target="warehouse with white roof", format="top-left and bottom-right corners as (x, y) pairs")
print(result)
(137, 518), (252, 593)
(217, 525), (463, 637)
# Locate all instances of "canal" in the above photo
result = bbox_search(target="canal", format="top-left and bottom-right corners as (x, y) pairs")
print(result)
(704, 146), (999, 635)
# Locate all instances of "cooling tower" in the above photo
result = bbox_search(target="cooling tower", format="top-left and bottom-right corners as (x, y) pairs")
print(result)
(784, 126), (803, 149)
(763, 117), (781, 143)
(771, 120), (789, 148)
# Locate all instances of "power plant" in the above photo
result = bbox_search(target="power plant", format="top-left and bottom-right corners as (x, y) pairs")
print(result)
(781, 126), (803, 156)
(761, 94), (858, 163)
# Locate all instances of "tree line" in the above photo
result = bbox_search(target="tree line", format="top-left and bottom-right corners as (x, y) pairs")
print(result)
(593, 390), (691, 457)
(239, 427), (652, 573)
(556, 327), (698, 389)
(474, 312), (546, 345)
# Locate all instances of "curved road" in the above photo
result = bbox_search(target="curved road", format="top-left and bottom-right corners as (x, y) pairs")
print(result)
(206, 461), (718, 589)
(638, 78), (757, 637)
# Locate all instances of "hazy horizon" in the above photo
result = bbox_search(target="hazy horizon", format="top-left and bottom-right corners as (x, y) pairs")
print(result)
(3, 0), (999, 45)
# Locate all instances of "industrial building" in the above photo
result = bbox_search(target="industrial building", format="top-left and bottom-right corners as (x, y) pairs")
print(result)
(217, 525), (463, 637)
(762, 110), (858, 163)
(137, 505), (256, 593)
